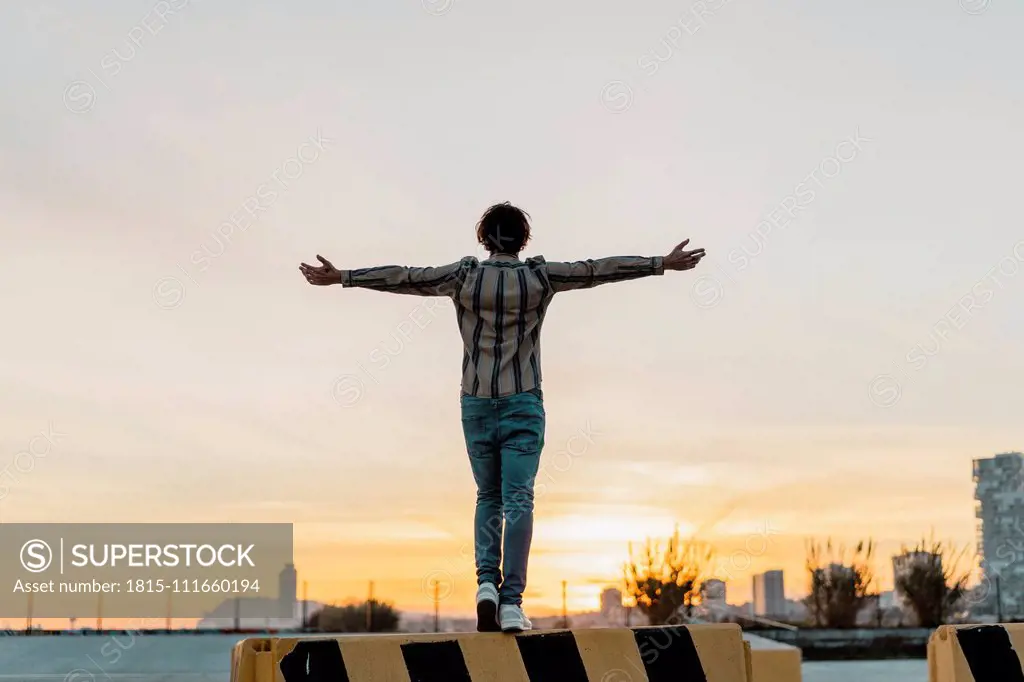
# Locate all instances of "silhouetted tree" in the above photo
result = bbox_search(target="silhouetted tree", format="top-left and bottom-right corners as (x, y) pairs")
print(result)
(804, 538), (876, 628)
(624, 525), (713, 625)
(894, 538), (970, 627)
(308, 599), (400, 633)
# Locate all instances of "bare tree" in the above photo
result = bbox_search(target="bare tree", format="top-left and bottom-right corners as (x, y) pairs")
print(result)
(804, 538), (876, 628)
(894, 537), (971, 627)
(624, 525), (713, 625)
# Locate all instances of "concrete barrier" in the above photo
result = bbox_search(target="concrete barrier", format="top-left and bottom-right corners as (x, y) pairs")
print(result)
(928, 624), (1024, 682)
(231, 624), (751, 681)
(743, 633), (801, 682)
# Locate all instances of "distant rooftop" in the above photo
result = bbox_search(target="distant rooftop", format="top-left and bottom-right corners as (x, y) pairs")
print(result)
(976, 452), (1024, 462)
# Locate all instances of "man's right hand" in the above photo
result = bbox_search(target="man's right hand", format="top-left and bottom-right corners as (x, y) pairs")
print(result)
(300, 255), (344, 285)
(664, 239), (706, 271)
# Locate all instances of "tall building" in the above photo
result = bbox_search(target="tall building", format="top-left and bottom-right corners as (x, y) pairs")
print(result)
(752, 570), (785, 617)
(279, 563), (298, 614)
(975, 452), (1024, 617)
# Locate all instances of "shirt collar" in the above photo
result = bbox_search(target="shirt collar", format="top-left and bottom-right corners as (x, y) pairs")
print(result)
(485, 253), (522, 263)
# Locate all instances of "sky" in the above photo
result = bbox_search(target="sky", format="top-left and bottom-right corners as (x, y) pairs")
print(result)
(1, 0), (1022, 621)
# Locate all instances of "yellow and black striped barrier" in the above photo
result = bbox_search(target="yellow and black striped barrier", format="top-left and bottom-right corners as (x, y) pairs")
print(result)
(231, 624), (752, 681)
(928, 623), (1024, 682)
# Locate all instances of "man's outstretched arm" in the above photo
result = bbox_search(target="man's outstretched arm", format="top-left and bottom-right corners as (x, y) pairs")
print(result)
(544, 239), (705, 292)
(299, 255), (469, 296)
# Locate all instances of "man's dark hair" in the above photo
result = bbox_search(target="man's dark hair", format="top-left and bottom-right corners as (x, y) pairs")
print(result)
(476, 202), (531, 256)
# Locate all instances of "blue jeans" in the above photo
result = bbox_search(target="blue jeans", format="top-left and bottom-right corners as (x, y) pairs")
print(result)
(460, 388), (545, 606)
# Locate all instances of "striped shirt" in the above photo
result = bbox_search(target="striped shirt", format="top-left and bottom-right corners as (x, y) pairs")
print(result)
(340, 254), (665, 397)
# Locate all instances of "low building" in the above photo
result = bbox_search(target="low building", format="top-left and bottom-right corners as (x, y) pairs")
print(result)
(702, 579), (727, 604)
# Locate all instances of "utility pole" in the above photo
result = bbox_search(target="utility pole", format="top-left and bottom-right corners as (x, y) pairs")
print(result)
(433, 580), (440, 633)
(561, 581), (568, 628)
(623, 576), (631, 627)
(166, 592), (172, 630)
(97, 594), (103, 631)
(366, 581), (374, 632)
(996, 574), (1003, 622)
(26, 593), (32, 632)
(302, 581), (309, 631)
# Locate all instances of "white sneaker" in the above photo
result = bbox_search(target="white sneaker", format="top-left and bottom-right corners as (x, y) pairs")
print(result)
(476, 582), (499, 632)
(499, 604), (532, 633)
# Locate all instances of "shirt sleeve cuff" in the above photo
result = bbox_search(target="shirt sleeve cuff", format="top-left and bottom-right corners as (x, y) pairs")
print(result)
(652, 256), (665, 275)
(340, 270), (353, 287)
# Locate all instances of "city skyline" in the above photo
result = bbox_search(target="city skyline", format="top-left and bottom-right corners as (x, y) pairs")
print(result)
(2, 0), (1022, 619)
